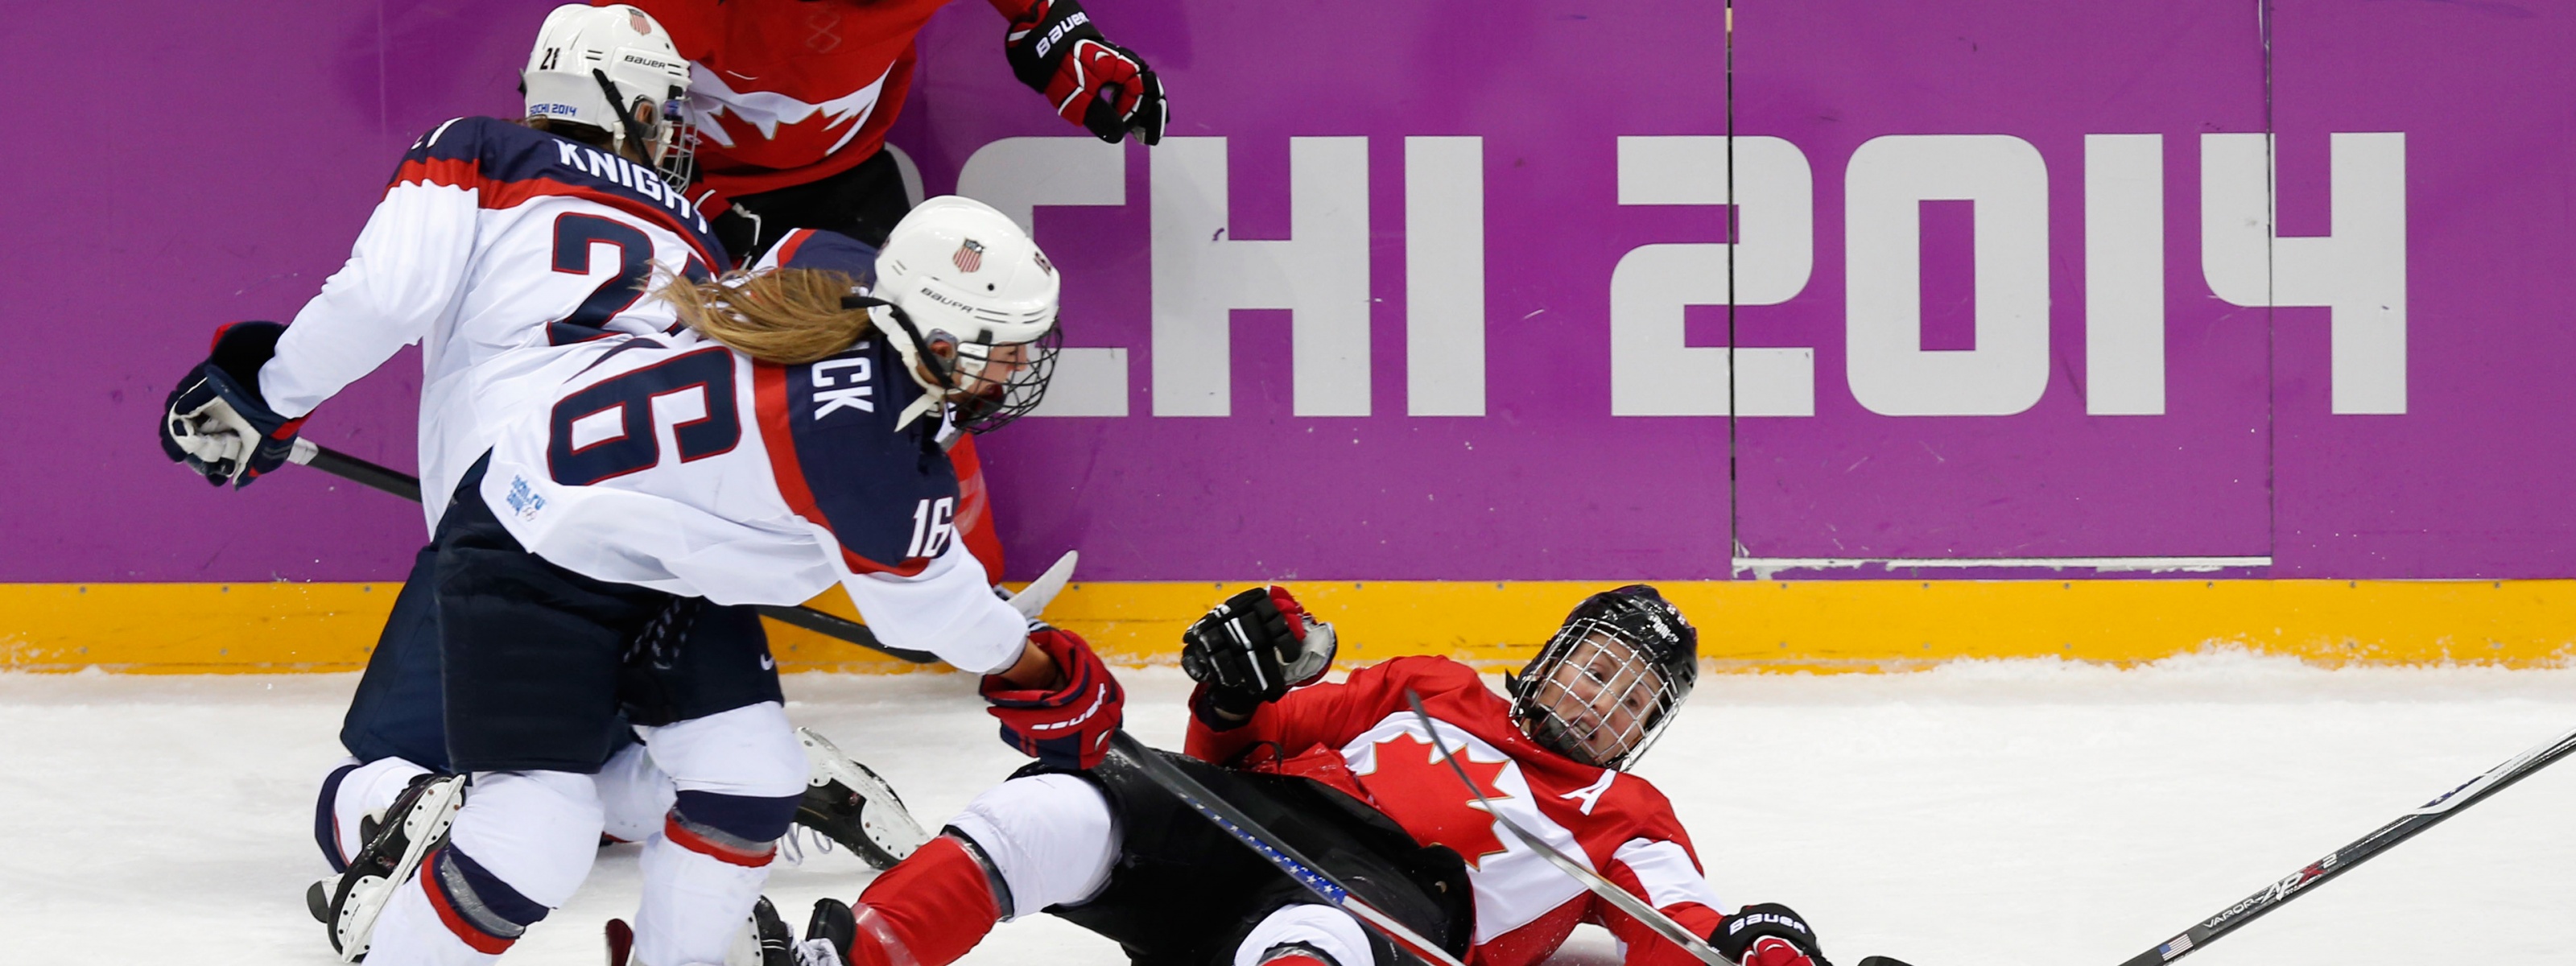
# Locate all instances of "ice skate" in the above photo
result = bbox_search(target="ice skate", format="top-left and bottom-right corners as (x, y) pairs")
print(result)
(794, 727), (930, 869)
(313, 772), (467, 961)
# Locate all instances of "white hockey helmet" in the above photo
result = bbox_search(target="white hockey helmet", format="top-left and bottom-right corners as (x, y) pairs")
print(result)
(522, 3), (696, 189)
(862, 196), (1063, 433)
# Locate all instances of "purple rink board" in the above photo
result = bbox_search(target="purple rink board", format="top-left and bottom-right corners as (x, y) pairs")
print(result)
(8, 1), (2574, 584)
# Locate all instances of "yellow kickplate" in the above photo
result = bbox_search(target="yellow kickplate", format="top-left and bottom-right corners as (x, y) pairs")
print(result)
(6, 580), (2572, 675)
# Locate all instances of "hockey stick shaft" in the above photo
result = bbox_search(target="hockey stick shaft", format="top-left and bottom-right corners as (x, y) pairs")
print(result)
(1102, 730), (1471, 966)
(1401, 693), (1732, 966)
(287, 440), (941, 664)
(290, 438), (419, 502)
(2119, 721), (2576, 966)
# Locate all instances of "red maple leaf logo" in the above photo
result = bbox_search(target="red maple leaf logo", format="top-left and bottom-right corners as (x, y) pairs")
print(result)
(1356, 731), (1517, 870)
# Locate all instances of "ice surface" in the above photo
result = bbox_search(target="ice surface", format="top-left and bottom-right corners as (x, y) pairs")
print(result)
(3, 653), (2572, 965)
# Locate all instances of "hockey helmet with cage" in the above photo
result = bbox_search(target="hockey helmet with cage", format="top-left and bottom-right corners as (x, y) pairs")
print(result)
(1508, 584), (1699, 770)
(859, 196), (1063, 435)
(522, 4), (696, 190)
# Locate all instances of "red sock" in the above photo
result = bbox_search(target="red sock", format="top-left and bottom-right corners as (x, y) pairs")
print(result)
(846, 836), (1002, 966)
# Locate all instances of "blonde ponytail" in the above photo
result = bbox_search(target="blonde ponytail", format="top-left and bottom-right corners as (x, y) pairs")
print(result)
(656, 267), (877, 365)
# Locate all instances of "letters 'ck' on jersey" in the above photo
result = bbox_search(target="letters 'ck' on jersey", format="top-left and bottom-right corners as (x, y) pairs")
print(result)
(749, 229), (1009, 587)
(255, 116), (728, 534)
(1187, 657), (1729, 966)
(617, 0), (958, 200)
(476, 231), (1026, 675)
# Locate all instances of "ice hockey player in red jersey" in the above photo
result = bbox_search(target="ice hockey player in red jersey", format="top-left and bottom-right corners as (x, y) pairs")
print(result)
(775, 586), (1833, 966)
(620, 0), (1169, 258)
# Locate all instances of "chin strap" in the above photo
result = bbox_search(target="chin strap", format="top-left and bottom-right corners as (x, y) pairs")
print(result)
(593, 69), (654, 161)
(844, 292), (965, 436)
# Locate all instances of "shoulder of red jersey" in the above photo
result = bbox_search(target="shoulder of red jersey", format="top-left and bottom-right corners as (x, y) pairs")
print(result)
(1354, 654), (1505, 705)
(390, 116), (729, 268)
(751, 228), (881, 283)
(748, 337), (954, 576)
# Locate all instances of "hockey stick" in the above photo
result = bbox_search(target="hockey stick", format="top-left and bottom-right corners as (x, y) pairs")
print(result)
(1399, 692), (1731, 966)
(1102, 730), (1472, 966)
(289, 438), (419, 502)
(285, 439), (942, 664)
(2118, 721), (2576, 965)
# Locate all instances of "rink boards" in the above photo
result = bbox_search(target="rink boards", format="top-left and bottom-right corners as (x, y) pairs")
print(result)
(7, 579), (2570, 674)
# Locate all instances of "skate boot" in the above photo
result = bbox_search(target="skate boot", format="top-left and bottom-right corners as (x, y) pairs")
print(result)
(311, 771), (468, 961)
(605, 896), (800, 966)
(793, 728), (930, 869)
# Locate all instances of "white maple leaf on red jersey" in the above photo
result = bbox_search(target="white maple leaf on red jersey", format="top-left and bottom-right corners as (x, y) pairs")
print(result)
(1185, 656), (1730, 966)
(683, 62), (888, 154)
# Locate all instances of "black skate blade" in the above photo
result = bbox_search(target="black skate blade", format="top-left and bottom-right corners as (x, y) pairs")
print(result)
(1856, 957), (1916, 966)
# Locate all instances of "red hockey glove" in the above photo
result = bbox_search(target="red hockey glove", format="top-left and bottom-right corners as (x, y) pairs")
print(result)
(159, 321), (307, 489)
(1180, 586), (1338, 720)
(982, 627), (1125, 770)
(1712, 903), (1831, 966)
(1003, 0), (1168, 145)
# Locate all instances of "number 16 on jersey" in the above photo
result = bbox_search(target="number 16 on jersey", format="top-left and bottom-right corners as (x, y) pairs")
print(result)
(906, 497), (956, 559)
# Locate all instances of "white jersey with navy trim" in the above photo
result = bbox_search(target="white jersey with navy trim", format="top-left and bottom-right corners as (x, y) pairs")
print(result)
(256, 116), (727, 531)
(476, 329), (1026, 676)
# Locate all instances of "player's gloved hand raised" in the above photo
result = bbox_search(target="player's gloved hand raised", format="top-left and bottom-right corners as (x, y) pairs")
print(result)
(159, 321), (306, 489)
(1712, 902), (1831, 966)
(1181, 586), (1337, 718)
(982, 626), (1124, 770)
(1002, 0), (1168, 145)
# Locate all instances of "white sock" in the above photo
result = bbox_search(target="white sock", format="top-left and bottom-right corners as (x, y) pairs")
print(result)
(633, 833), (771, 966)
(362, 874), (499, 966)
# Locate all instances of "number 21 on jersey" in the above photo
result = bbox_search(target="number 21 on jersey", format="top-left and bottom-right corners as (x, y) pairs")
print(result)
(906, 497), (956, 559)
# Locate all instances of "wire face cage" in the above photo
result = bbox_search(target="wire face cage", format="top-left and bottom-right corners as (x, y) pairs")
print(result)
(947, 324), (1061, 434)
(1513, 619), (1684, 770)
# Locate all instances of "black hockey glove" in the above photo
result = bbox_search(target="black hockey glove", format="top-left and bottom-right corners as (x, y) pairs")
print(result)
(160, 321), (305, 489)
(1712, 902), (1830, 966)
(1002, 0), (1168, 145)
(1181, 586), (1336, 720)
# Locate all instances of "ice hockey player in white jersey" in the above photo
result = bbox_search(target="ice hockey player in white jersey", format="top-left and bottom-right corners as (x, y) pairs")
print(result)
(155, 6), (933, 962)
(349, 193), (1125, 966)
(774, 586), (1836, 966)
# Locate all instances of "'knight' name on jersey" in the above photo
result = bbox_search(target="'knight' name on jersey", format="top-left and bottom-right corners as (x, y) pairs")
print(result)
(547, 138), (712, 233)
(252, 115), (732, 539)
